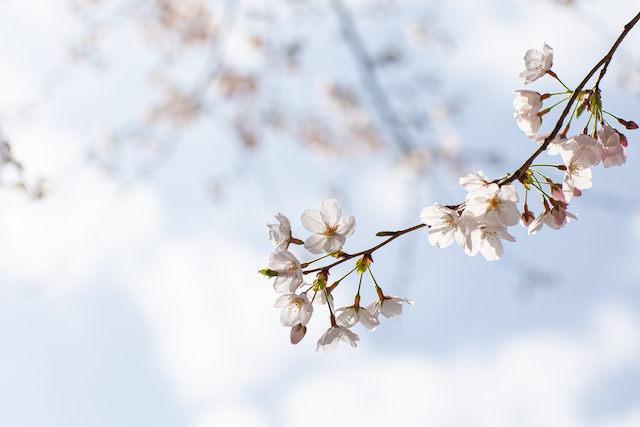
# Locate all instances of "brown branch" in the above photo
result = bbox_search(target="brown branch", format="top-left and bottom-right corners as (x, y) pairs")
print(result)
(303, 223), (427, 275)
(502, 10), (640, 186)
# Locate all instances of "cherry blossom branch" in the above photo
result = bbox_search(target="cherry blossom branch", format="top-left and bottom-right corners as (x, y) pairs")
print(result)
(265, 11), (640, 351)
(302, 223), (427, 275)
(503, 10), (640, 186)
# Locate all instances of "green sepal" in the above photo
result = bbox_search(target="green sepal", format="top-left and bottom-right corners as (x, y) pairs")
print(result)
(356, 258), (367, 274)
(259, 268), (278, 278)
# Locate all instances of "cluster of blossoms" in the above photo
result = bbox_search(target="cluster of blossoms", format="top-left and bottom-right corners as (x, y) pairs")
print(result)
(262, 35), (637, 352)
(421, 43), (635, 261)
(262, 199), (414, 352)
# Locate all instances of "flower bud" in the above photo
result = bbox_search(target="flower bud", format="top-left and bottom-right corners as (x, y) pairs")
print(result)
(617, 117), (639, 130)
(520, 204), (535, 227)
(355, 254), (372, 274)
(617, 131), (628, 147)
(290, 324), (307, 344)
(520, 169), (533, 190)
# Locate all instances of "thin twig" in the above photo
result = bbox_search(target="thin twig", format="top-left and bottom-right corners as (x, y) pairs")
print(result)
(330, 0), (415, 153)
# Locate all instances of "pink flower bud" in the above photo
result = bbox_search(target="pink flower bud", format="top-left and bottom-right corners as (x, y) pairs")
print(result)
(617, 117), (639, 130)
(290, 324), (307, 344)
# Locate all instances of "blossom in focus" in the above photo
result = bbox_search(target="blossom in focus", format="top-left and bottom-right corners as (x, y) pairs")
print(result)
(598, 124), (627, 168)
(467, 219), (516, 261)
(268, 249), (303, 293)
(465, 183), (521, 227)
(513, 90), (543, 138)
(274, 293), (313, 326)
(267, 213), (292, 251)
(366, 295), (415, 319)
(316, 325), (360, 353)
(519, 43), (553, 84)
(420, 203), (470, 249)
(301, 199), (356, 254)
(336, 305), (380, 330)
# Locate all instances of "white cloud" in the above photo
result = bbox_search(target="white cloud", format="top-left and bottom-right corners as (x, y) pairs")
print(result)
(194, 402), (268, 427)
(118, 237), (293, 409)
(279, 301), (640, 427)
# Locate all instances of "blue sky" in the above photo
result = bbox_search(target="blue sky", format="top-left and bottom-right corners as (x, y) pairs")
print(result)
(0, 0), (639, 426)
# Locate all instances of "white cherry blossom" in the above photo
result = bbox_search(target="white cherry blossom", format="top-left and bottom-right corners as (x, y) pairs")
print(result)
(268, 250), (303, 293)
(267, 213), (292, 251)
(516, 114), (542, 139)
(467, 219), (516, 261)
(316, 325), (360, 353)
(366, 296), (414, 319)
(336, 305), (380, 330)
(464, 183), (520, 227)
(519, 43), (553, 84)
(420, 203), (470, 249)
(598, 124), (627, 168)
(514, 90), (543, 114)
(459, 169), (491, 192)
(602, 143), (627, 168)
(513, 90), (543, 138)
(274, 293), (313, 326)
(301, 199), (357, 254)
(562, 160), (592, 203)
(560, 134), (603, 167)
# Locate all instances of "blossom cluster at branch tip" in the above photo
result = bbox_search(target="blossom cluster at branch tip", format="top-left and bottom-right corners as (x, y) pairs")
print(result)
(420, 42), (636, 261)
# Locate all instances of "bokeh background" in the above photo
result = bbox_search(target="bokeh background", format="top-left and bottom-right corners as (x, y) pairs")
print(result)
(0, 0), (639, 426)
